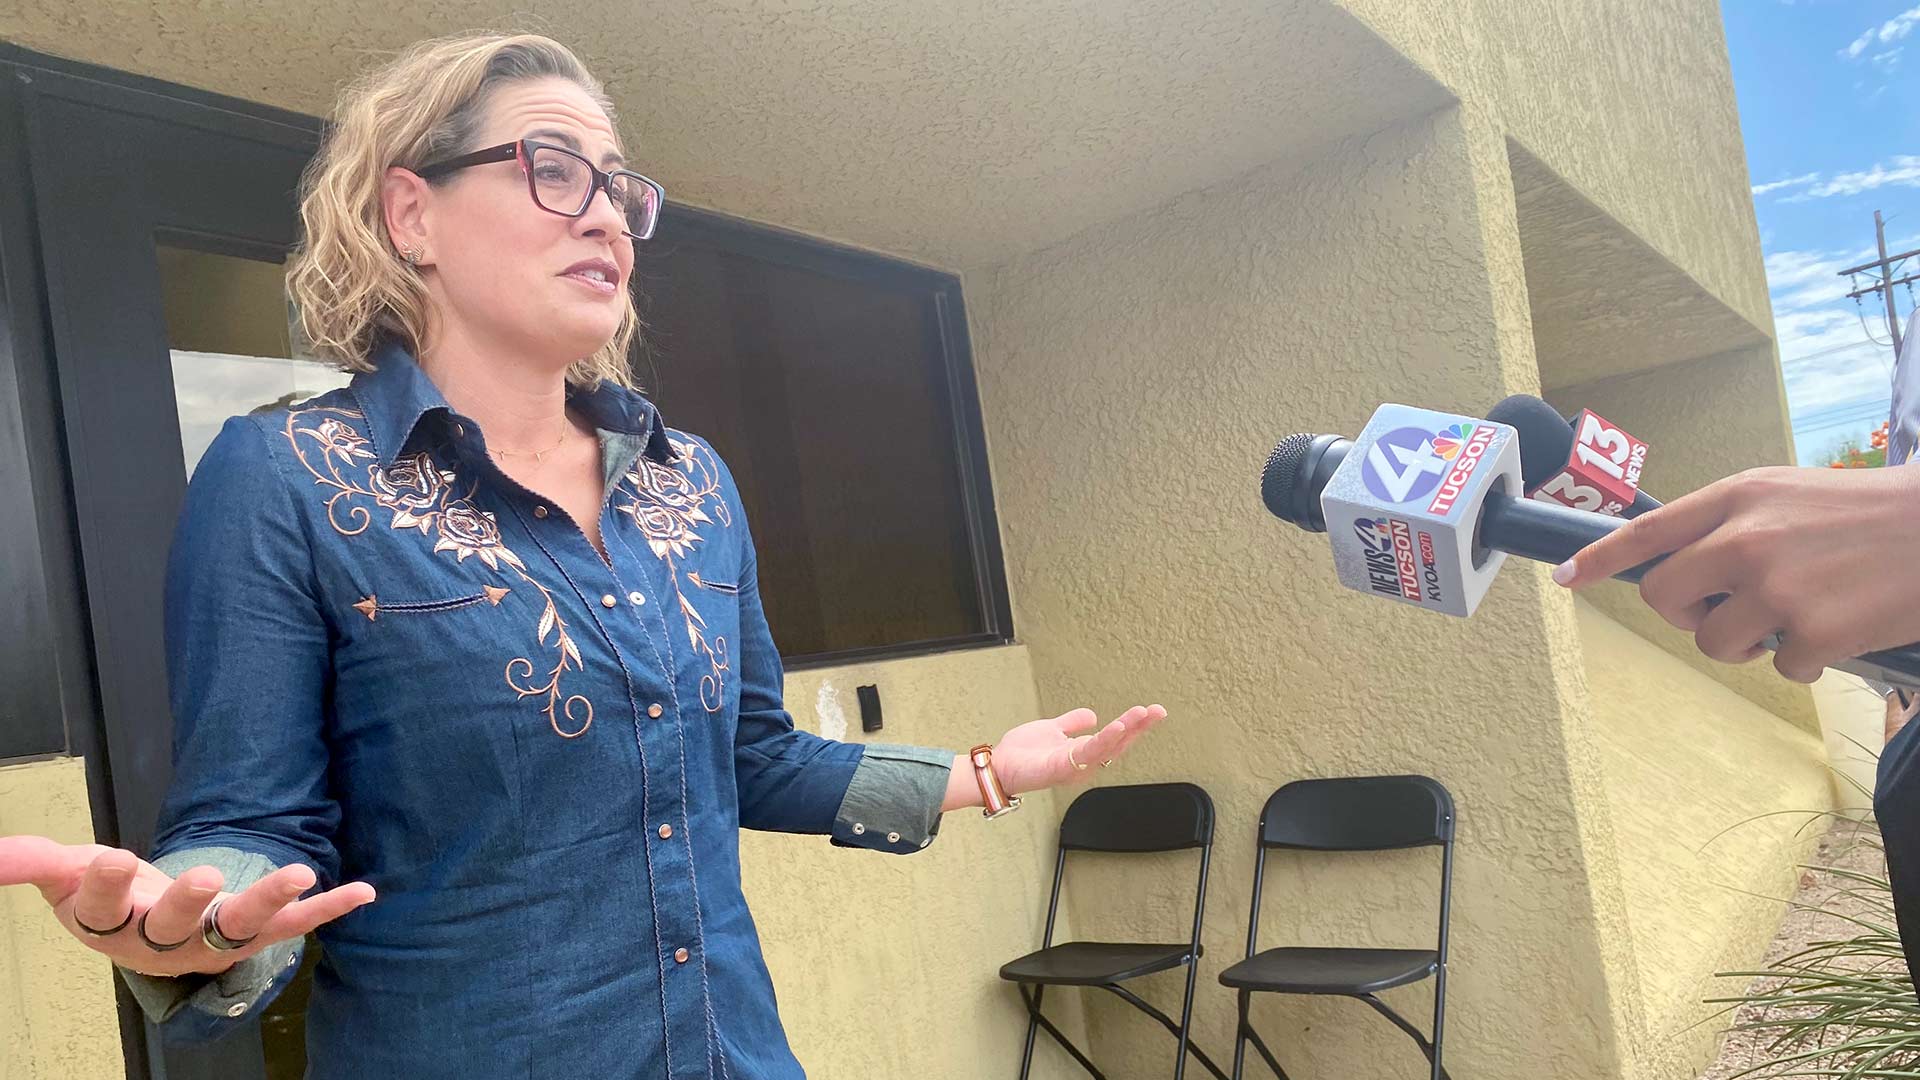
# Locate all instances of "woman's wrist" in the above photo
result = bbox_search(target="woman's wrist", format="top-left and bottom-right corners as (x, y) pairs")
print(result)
(941, 752), (986, 813)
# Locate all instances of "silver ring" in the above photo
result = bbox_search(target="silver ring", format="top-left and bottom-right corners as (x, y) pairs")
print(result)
(200, 896), (258, 952)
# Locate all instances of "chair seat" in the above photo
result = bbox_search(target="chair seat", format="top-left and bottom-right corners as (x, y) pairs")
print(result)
(999, 941), (1200, 986)
(1219, 947), (1439, 995)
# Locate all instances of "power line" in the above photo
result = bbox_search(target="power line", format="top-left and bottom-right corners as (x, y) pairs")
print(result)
(1839, 209), (1913, 357)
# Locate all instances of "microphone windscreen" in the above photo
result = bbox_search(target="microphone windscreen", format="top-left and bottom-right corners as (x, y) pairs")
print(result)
(1262, 434), (1318, 524)
(1487, 394), (1575, 490)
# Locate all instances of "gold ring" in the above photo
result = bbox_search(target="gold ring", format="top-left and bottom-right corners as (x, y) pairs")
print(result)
(1100, 759), (1113, 768)
(1067, 743), (1089, 771)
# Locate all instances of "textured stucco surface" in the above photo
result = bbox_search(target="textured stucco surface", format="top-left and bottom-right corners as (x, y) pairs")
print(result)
(743, 644), (1091, 1080)
(1547, 347), (1816, 734)
(1340, 0), (1772, 338)
(970, 106), (1650, 1080)
(1577, 599), (1831, 1079)
(0, 757), (125, 1080)
(1811, 671), (1885, 803)
(1513, 146), (1770, 389)
(1, 0), (1452, 273)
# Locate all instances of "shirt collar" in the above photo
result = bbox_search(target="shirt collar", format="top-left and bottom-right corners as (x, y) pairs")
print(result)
(350, 337), (675, 467)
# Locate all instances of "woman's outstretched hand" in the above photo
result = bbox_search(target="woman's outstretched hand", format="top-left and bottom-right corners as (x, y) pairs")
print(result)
(0, 835), (374, 977)
(944, 705), (1169, 811)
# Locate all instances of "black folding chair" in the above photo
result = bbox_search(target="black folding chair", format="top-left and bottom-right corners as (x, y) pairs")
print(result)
(1220, 775), (1455, 1080)
(1000, 782), (1229, 1080)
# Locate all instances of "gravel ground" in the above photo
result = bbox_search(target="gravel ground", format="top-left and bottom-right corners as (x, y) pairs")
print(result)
(1698, 821), (1905, 1079)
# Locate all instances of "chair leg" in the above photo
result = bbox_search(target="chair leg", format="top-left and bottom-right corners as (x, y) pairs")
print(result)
(1240, 1020), (1291, 1080)
(1355, 993), (1451, 1080)
(1019, 983), (1109, 1079)
(1018, 983), (1043, 1080)
(1099, 983), (1232, 1080)
(1174, 957), (1199, 1080)
(1230, 991), (1249, 1080)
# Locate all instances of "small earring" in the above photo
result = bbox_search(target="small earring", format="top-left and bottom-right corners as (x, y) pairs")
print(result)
(402, 246), (422, 267)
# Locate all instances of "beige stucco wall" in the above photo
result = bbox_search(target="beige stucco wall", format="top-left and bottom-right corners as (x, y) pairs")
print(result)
(1341, 0), (1770, 340)
(1577, 598), (1831, 1078)
(0, 757), (125, 1080)
(970, 104), (1650, 1080)
(1811, 671), (1885, 804)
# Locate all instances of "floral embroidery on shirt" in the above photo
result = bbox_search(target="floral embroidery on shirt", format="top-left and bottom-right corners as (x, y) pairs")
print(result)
(283, 406), (594, 738)
(616, 437), (733, 712)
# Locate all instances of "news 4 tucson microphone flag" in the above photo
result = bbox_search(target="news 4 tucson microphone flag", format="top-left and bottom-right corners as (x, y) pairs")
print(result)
(1320, 404), (1520, 618)
(1890, 308), (1920, 468)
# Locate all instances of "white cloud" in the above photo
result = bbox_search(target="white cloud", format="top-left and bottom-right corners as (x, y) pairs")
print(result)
(1752, 171), (1821, 196)
(1801, 156), (1920, 198)
(1765, 242), (1903, 414)
(1773, 157), (1920, 204)
(1842, 4), (1920, 59)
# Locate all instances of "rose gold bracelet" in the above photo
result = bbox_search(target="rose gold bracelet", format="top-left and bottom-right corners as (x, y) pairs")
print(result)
(970, 743), (1022, 819)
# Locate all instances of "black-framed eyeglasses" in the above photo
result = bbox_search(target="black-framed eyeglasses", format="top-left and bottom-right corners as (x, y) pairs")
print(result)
(415, 139), (664, 241)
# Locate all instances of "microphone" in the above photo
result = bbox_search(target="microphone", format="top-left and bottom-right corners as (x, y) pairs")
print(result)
(1262, 403), (1920, 689)
(1263, 404), (1529, 618)
(1486, 395), (1653, 517)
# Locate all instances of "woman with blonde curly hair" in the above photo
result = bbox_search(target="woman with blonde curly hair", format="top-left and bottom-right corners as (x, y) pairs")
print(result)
(0, 30), (1167, 1079)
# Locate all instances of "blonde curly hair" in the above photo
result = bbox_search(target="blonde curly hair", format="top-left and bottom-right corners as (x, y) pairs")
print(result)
(285, 32), (640, 388)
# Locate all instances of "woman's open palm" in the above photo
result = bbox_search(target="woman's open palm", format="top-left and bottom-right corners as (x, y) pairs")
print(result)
(988, 704), (1169, 795)
(0, 835), (373, 976)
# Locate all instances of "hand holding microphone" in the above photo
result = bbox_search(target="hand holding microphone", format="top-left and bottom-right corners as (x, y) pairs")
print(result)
(1264, 401), (1920, 688)
(1552, 463), (1920, 683)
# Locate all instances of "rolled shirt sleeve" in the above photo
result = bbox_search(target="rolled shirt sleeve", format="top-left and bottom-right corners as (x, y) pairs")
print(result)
(829, 744), (953, 853)
(115, 846), (306, 1040)
(121, 415), (341, 1043)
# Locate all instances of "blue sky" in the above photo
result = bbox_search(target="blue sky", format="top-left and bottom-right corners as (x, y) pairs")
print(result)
(1724, 1), (1920, 462)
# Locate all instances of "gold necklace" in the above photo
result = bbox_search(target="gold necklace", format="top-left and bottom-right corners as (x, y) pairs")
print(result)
(487, 429), (569, 465)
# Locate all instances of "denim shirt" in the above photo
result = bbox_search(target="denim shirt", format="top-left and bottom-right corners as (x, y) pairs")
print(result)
(121, 339), (954, 1079)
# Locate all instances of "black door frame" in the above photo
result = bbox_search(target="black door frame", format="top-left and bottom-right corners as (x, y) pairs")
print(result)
(0, 41), (321, 1080)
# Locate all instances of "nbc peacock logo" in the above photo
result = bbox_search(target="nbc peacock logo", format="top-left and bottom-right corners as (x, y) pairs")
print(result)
(1428, 424), (1477, 462)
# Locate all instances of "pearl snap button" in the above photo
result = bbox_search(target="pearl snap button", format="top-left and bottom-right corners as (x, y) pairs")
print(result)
(601, 594), (617, 608)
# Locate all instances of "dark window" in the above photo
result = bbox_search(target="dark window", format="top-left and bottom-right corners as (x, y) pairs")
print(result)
(633, 208), (1010, 665)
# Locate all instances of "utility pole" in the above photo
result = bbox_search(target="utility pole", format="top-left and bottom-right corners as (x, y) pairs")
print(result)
(1841, 210), (1920, 356)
